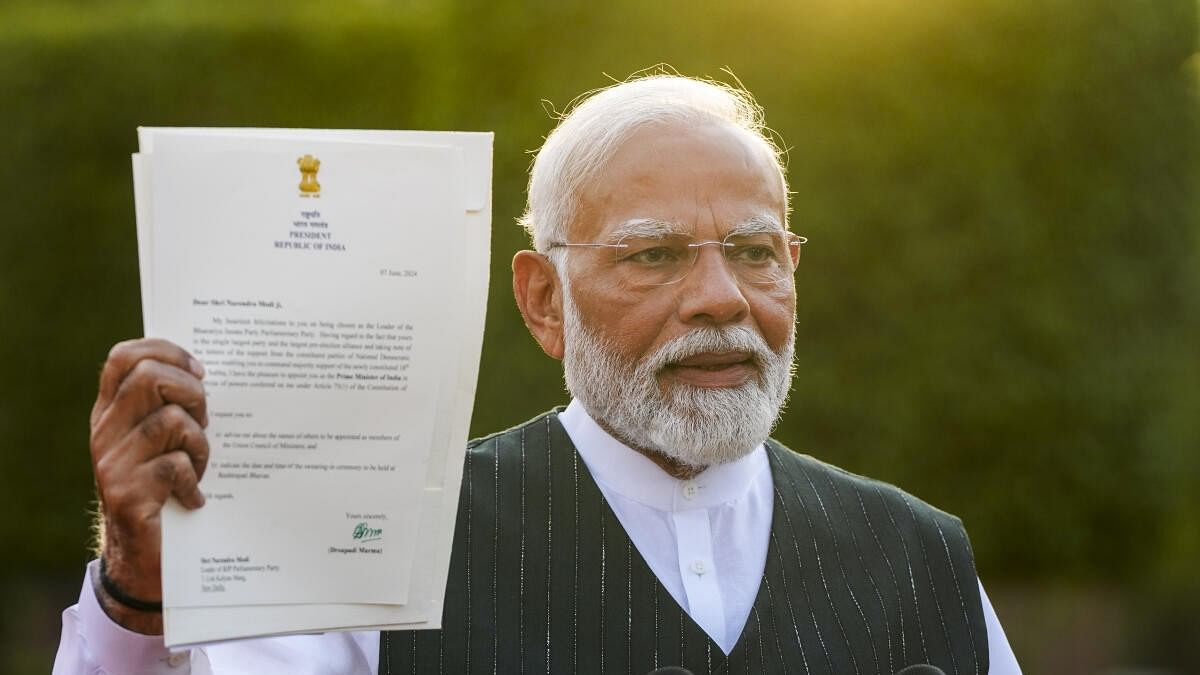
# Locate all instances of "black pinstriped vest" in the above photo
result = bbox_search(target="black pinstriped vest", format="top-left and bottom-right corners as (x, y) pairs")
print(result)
(380, 410), (989, 674)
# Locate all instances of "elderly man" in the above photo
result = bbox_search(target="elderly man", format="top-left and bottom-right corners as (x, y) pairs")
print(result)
(55, 75), (1020, 674)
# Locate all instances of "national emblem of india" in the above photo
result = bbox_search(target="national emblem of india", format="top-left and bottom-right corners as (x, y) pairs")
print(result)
(297, 154), (321, 194)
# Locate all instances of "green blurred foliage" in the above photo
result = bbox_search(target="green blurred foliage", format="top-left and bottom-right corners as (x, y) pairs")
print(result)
(0, 0), (1197, 668)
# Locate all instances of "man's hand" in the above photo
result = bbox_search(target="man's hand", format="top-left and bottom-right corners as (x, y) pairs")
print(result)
(89, 338), (209, 634)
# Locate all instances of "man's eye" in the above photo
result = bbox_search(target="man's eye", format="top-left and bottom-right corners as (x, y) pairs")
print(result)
(626, 247), (679, 265)
(729, 245), (777, 264)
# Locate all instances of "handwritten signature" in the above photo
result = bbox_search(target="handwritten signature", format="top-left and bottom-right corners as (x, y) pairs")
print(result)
(352, 522), (383, 542)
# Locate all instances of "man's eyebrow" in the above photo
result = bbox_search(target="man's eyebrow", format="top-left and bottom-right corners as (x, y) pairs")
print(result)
(606, 215), (784, 241)
(726, 215), (784, 236)
(606, 218), (683, 241)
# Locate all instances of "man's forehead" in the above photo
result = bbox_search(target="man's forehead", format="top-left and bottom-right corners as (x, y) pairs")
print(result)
(570, 122), (787, 240)
(601, 125), (780, 186)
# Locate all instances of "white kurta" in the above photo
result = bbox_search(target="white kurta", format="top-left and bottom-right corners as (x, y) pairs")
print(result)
(54, 400), (1022, 674)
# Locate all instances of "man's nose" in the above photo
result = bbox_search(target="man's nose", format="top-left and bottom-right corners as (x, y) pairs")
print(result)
(676, 245), (750, 325)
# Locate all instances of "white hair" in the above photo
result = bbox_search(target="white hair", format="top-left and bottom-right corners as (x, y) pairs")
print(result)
(520, 73), (789, 252)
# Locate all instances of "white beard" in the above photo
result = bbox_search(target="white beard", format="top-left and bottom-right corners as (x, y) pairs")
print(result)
(560, 288), (795, 468)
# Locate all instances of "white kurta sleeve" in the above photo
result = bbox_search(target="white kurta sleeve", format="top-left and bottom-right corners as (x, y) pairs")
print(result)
(53, 560), (381, 675)
(979, 577), (1022, 674)
(53, 560), (187, 675)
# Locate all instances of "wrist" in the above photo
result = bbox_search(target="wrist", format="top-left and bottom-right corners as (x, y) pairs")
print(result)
(91, 559), (164, 635)
(99, 556), (163, 612)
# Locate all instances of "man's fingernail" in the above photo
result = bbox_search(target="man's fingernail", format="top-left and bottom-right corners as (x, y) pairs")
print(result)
(194, 492), (206, 508)
(188, 357), (205, 378)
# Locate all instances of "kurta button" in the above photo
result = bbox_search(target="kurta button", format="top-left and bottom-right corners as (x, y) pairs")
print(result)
(167, 651), (189, 667)
(682, 482), (699, 500)
(690, 559), (707, 575)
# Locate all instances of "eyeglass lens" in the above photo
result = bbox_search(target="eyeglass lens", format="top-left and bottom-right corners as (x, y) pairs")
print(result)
(613, 232), (800, 286)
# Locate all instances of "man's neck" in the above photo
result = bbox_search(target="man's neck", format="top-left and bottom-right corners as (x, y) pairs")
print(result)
(591, 416), (708, 480)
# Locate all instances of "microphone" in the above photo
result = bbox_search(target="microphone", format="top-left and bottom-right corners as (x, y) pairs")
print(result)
(647, 668), (696, 675)
(894, 666), (947, 675)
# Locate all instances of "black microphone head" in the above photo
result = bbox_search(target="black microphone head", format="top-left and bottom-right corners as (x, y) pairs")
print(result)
(894, 665), (947, 675)
(647, 668), (696, 675)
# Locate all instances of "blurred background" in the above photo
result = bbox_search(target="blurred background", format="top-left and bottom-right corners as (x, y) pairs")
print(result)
(2, 0), (1197, 672)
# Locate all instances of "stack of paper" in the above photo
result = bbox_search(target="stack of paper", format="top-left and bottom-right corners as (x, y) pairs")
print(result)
(132, 128), (492, 647)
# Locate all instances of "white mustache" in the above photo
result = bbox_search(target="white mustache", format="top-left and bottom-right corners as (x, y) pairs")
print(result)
(641, 326), (773, 376)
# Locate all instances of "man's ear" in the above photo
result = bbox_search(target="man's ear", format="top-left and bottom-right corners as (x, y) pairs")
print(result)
(512, 250), (566, 360)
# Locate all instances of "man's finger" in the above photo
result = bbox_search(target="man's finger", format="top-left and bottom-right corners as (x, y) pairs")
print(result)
(94, 404), (211, 497)
(98, 359), (208, 439)
(94, 339), (203, 424)
(138, 450), (206, 510)
(99, 448), (206, 541)
(121, 404), (210, 476)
